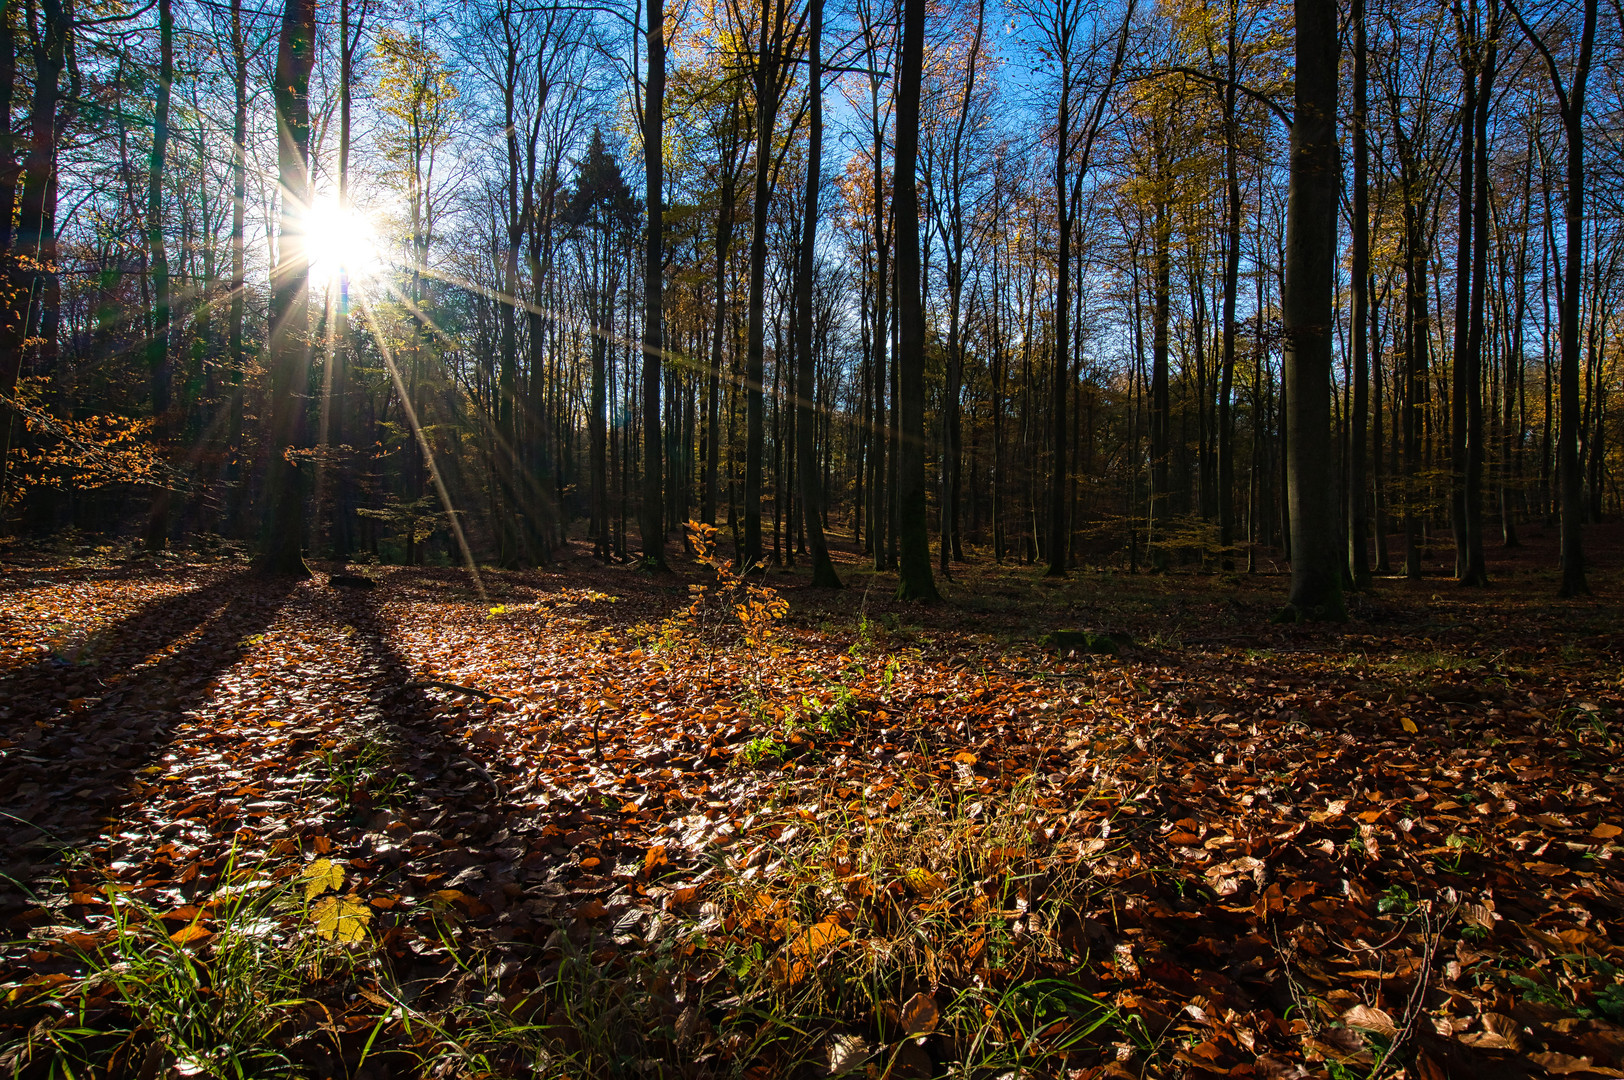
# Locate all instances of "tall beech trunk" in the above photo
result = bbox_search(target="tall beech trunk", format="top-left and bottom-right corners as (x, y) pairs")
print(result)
(142, 0), (174, 551)
(14, 0), (71, 513)
(1515, 0), (1591, 594)
(869, 87), (888, 571)
(1149, 137), (1171, 570)
(225, 0), (248, 537)
(894, 0), (937, 601)
(641, 0), (667, 567)
(1218, 0), (1241, 572)
(1449, 30), (1475, 581)
(255, 0), (316, 577)
(703, 96), (741, 527)
(795, 0), (839, 587)
(1348, 0), (1371, 587)
(1462, 5), (1495, 585)
(742, 2), (786, 569)
(1279, 0), (1346, 620)
(0, 0), (22, 518)
(330, 0), (364, 559)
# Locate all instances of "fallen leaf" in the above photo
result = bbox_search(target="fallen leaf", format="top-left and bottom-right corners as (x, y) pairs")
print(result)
(311, 896), (371, 943)
(302, 858), (343, 900)
(900, 991), (938, 1037)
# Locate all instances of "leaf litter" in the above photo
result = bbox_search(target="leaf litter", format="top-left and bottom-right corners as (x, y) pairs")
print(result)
(1, 531), (1623, 1078)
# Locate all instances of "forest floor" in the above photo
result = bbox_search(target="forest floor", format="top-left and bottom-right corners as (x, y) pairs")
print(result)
(1, 524), (1623, 1080)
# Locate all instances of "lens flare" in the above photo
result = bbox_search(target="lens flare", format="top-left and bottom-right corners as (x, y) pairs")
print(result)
(305, 196), (382, 290)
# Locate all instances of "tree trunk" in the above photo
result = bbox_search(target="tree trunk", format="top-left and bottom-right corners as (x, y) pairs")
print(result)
(0, 0), (24, 522)
(142, 0), (174, 552)
(255, 0), (316, 577)
(894, 0), (937, 601)
(1348, 0), (1371, 587)
(1279, 0), (1345, 620)
(1461, 6), (1494, 585)
(1218, 0), (1241, 573)
(795, 0), (839, 588)
(1046, 68), (1072, 578)
(641, 0), (667, 568)
(225, 0), (248, 538)
(12, 0), (70, 525)
(703, 105), (738, 527)
(1150, 140), (1171, 570)
(1555, 0), (1594, 596)
(742, 9), (781, 570)
(869, 109), (888, 571)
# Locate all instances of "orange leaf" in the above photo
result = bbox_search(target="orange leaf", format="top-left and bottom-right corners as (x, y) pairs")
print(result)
(790, 920), (849, 957)
(169, 924), (212, 946)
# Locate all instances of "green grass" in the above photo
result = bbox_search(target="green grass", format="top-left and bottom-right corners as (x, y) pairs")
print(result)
(2, 854), (354, 1078)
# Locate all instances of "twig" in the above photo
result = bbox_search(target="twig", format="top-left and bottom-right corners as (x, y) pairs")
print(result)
(408, 680), (501, 700)
(458, 757), (502, 798)
(1377, 903), (1453, 1076)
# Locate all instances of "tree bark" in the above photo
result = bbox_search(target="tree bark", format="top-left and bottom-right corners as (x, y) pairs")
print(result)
(255, 0), (316, 577)
(795, 0), (839, 588)
(894, 0), (938, 601)
(1219, 0), (1241, 572)
(1279, 0), (1345, 620)
(641, 0), (667, 568)
(1348, 0), (1371, 587)
(225, 0), (248, 538)
(1516, 0), (1593, 595)
(1461, 2), (1494, 585)
(142, 0), (174, 552)
(0, 0), (24, 520)
(742, 2), (785, 569)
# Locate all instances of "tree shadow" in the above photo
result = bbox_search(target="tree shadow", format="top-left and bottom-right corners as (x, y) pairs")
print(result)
(0, 574), (298, 915)
(0, 572), (267, 731)
(330, 584), (517, 845)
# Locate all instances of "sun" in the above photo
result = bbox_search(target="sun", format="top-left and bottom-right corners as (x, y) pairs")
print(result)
(304, 195), (383, 291)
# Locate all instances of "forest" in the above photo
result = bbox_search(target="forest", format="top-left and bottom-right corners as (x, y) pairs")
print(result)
(2, 0), (1624, 1074)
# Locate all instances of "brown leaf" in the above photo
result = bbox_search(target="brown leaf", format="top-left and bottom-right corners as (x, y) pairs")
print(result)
(1343, 1004), (1398, 1038)
(900, 991), (938, 1037)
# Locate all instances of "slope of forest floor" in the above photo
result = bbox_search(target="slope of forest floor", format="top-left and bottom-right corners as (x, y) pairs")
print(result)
(2, 526), (1623, 1080)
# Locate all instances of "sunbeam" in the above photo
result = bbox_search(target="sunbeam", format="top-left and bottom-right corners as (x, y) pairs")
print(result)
(354, 288), (488, 604)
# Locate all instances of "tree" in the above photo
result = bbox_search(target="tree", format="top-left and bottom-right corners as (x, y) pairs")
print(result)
(141, 0), (174, 552)
(1348, 0), (1371, 587)
(893, 0), (937, 601)
(328, 0), (370, 561)
(1013, 0), (1136, 577)
(794, 0), (839, 587)
(1277, 0), (1344, 620)
(1448, 0), (1495, 587)
(922, 0), (990, 574)
(255, 0), (317, 577)
(736, 0), (807, 570)
(568, 129), (637, 560)
(641, 0), (668, 569)
(1514, 0), (1594, 597)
